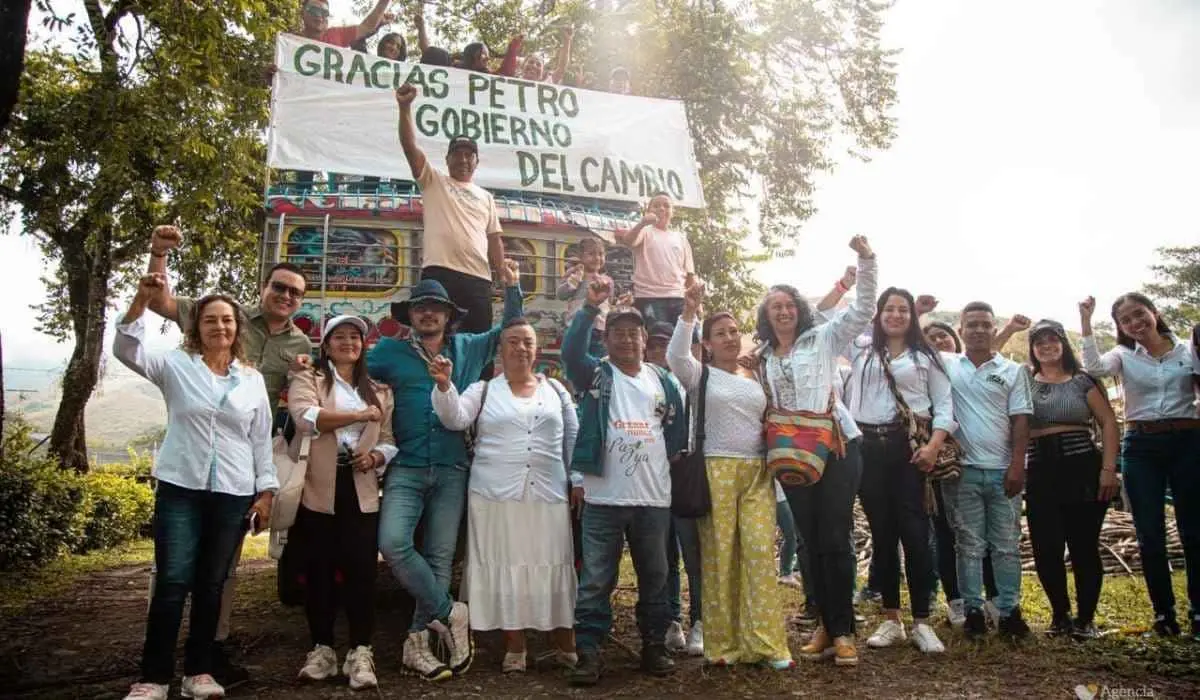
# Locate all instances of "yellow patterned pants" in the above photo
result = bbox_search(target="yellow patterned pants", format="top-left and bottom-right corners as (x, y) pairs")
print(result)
(698, 456), (791, 664)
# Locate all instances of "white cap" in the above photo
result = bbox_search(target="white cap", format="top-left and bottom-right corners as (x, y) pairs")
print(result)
(321, 315), (369, 345)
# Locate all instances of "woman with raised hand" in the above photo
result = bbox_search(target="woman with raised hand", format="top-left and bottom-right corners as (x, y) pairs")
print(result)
(846, 288), (954, 655)
(114, 274), (276, 700)
(288, 315), (397, 690)
(1024, 320), (1120, 639)
(666, 279), (792, 669)
(430, 318), (579, 673)
(753, 235), (877, 667)
(1080, 293), (1200, 638)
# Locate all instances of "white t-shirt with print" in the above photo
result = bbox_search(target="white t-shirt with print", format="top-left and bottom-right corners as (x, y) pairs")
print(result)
(583, 366), (672, 507)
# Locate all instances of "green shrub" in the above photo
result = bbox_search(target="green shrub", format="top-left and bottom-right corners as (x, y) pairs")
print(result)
(0, 420), (89, 569)
(78, 472), (154, 551)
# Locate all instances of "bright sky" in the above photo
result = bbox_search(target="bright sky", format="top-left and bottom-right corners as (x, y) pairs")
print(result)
(3, 0), (1197, 373)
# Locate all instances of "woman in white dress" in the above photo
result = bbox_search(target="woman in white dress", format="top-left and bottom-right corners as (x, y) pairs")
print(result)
(430, 317), (580, 673)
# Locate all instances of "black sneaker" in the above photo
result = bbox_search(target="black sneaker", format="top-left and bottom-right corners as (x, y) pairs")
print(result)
(568, 650), (602, 687)
(640, 643), (675, 677)
(1047, 614), (1074, 637)
(964, 608), (987, 640)
(1072, 621), (1100, 641)
(1152, 615), (1181, 637)
(211, 641), (251, 689)
(998, 608), (1031, 641)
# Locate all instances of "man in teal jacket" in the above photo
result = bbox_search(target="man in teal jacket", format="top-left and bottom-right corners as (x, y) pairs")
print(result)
(368, 260), (522, 682)
(562, 279), (686, 687)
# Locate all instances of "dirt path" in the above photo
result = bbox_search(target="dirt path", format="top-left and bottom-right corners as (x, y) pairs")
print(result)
(3, 556), (1199, 699)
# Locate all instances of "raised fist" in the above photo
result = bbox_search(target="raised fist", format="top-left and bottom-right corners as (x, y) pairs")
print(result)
(150, 225), (182, 255)
(849, 235), (873, 258)
(428, 355), (453, 389)
(396, 84), (418, 107)
(1079, 296), (1096, 321)
(586, 279), (613, 307)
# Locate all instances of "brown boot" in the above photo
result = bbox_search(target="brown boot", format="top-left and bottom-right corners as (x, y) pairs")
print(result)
(833, 636), (858, 667)
(799, 626), (833, 660)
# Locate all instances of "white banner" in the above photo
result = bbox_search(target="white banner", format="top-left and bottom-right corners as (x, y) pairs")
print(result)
(267, 34), (706, 208)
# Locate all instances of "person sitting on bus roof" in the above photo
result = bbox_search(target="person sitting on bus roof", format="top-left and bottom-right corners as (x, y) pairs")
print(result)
(299, 0), (394, 48)
(614, 192), (696, 329)
(366, 261), (525, 682)
(420, 46), (453, 67)
(519, 26), (575, 84)
(458, 37), (522, 77)
(395, 83), (506, 343)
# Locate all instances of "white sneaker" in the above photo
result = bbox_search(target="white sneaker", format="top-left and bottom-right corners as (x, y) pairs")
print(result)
(947, 599), (966, 628)
(502, 651), (527, 673)
(777, 574), (803, 589)
(180, 673), (225, 699)
(343, 645), (377, 690)
(911, 623), (946, 653)
(444, 601), (474, 674)
(665, 621), (686, 653)
(298, 644), (338, 681)
(402, 630), (451, 682)
(124, 683), (169, 700)
(983, 600), (1001, 628)
(686, 621), (704, 656)
(866, 620), (907, 648)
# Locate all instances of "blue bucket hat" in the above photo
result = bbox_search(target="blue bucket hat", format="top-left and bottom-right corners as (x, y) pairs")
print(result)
(392, 279), (468, 326)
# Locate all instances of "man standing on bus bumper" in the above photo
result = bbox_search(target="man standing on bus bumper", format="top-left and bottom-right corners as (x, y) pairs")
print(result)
(396, 84), (506, 342)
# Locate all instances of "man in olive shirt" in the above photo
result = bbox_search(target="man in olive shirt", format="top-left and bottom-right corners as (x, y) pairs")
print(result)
(145, 225), (312, 686)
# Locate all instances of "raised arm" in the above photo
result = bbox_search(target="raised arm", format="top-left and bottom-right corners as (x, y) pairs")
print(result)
(549, 27), (574, 84)
(413, 2), (430, 52)
(145, 225), (183, 323)
(557, 265), (583, 300)
(816, 266), (856, 314)
(355, 0), (392, 41)
(666, 280), (703, 391)
(431, 376), (485, 433)
(395, 85), (427, 180)
(994, 314), (1031, 352)
(615, 212), (657, 247)
(459, 260), (523, 362)
(497, 34), (523, 77)
(1078, 296), (1122, 377)
(113, 274), (172, 385)
(563, 280), (610, 389)
(821, 236), (878, 351)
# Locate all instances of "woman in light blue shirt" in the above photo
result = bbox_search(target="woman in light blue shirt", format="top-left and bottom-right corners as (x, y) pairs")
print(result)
(114, 274), (277, 700)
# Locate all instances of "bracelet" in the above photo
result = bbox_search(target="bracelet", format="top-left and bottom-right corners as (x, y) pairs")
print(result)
(835, 280), (850, 293)
(150, 250), (167, 258)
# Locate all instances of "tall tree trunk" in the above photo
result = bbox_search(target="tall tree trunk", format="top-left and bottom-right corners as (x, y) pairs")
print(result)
(1, 329), (6, 462)
(49, 246), (111, 473)
(0, 0), (31, 133)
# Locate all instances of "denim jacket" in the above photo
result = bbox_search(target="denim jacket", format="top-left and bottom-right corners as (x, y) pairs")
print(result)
(368, 285), (523, 468)
(562, 304), (687, 476)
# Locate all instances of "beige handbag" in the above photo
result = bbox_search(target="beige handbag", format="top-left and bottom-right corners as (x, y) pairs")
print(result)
(270, 429), (311, 533)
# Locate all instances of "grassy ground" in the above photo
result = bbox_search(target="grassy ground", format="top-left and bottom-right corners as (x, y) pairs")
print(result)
(2, 539), (1198, 698)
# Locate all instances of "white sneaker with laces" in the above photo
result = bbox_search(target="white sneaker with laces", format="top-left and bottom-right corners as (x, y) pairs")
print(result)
(911, 623), (946, 653)
(686, 621), (704, 656)
(402, 630), (451, 682)
(180, 673), (225, 699)
(124, 683), (169, 700)
(777, 573), (803, 589)
(343, 645), (377, 690)
(298, 644), (338, 681)
(866, 619), (907, 648)
(444, 602), (474, 674)
(665, 621), (686, 653)
(983, 600), (1001, 628)
(947, 599), (966, 628)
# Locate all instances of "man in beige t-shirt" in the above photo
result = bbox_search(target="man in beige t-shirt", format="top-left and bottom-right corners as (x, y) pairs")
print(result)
(395, 84), (505, 336)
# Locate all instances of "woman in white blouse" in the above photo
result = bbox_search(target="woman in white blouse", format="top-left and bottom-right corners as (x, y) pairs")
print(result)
(752, 235), (876, 667)
(1080, 292), (1200, 637)
(287, 315), (397, 691)
(844, 288), (954, 654)
(430, 318), (579, 673)
(114, 275), (276, 700)
(667, 281), (792, 668)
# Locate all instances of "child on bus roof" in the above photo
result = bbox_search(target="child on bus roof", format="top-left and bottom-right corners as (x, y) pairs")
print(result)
(557, 237), (613, 357)
(614, 192), (696, 329)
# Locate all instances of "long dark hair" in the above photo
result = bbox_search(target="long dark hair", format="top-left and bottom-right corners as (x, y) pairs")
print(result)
(859, 288), (945, 387)
(755, 285), (815, 348)
(700, 311), (737, 363)
(460, 42), (488, 72)
(318, 324), (380, 410)
(1027, 326), (1082, 377)
(1110, 292), (1173, 349)
(923, 321), (962, 353)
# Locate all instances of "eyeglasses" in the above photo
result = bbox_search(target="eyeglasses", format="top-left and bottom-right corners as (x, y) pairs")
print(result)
(269, 280), (305, 299)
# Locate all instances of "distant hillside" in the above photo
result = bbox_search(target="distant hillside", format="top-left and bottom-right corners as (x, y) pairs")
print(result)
(13, 360), (166, 449)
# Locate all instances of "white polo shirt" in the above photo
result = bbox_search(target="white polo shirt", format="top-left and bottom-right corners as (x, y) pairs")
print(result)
(944, 352), (1033, 470)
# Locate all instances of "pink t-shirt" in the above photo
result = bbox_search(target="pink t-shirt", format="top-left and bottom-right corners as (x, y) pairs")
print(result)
(628, 227), (694, 298)
(319, 26), (359, 48)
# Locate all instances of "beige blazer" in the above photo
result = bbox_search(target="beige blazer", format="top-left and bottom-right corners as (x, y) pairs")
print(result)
(287, 369), (395, 514)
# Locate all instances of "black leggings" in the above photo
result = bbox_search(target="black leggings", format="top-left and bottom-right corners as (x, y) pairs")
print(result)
(858, 427), (934, 619)
(292, 458), (380, 648)
(1026, 433), (1108, 625)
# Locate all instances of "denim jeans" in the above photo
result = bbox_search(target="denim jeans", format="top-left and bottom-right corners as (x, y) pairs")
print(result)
(140, 482), (251, 683)
(575, 505), (672, 651)
(667, 515), (702, 624)
(783, 439), (863, 638)
(379, 466), (469, 632)
(776, 500), (799, 577)
(1122, 427), (1200, 621)
(943, 466), (1023, 616)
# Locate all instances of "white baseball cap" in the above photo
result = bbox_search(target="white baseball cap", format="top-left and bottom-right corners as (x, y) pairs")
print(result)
(321, 315), (369, 345)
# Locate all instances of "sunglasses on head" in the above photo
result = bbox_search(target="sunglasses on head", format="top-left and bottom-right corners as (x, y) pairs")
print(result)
(270, 280), (305, 299)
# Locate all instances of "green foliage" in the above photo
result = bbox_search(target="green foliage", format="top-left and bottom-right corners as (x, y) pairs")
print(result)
(0, 416), (153, 569)
(1142, 245), (1200, 332)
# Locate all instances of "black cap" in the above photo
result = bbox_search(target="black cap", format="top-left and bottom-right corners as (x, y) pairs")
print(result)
(1030, 319), (1068, 341)
(647, 322), (674, 342)
(446, 136), (478, 156)
(606, 306), (645, 329)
